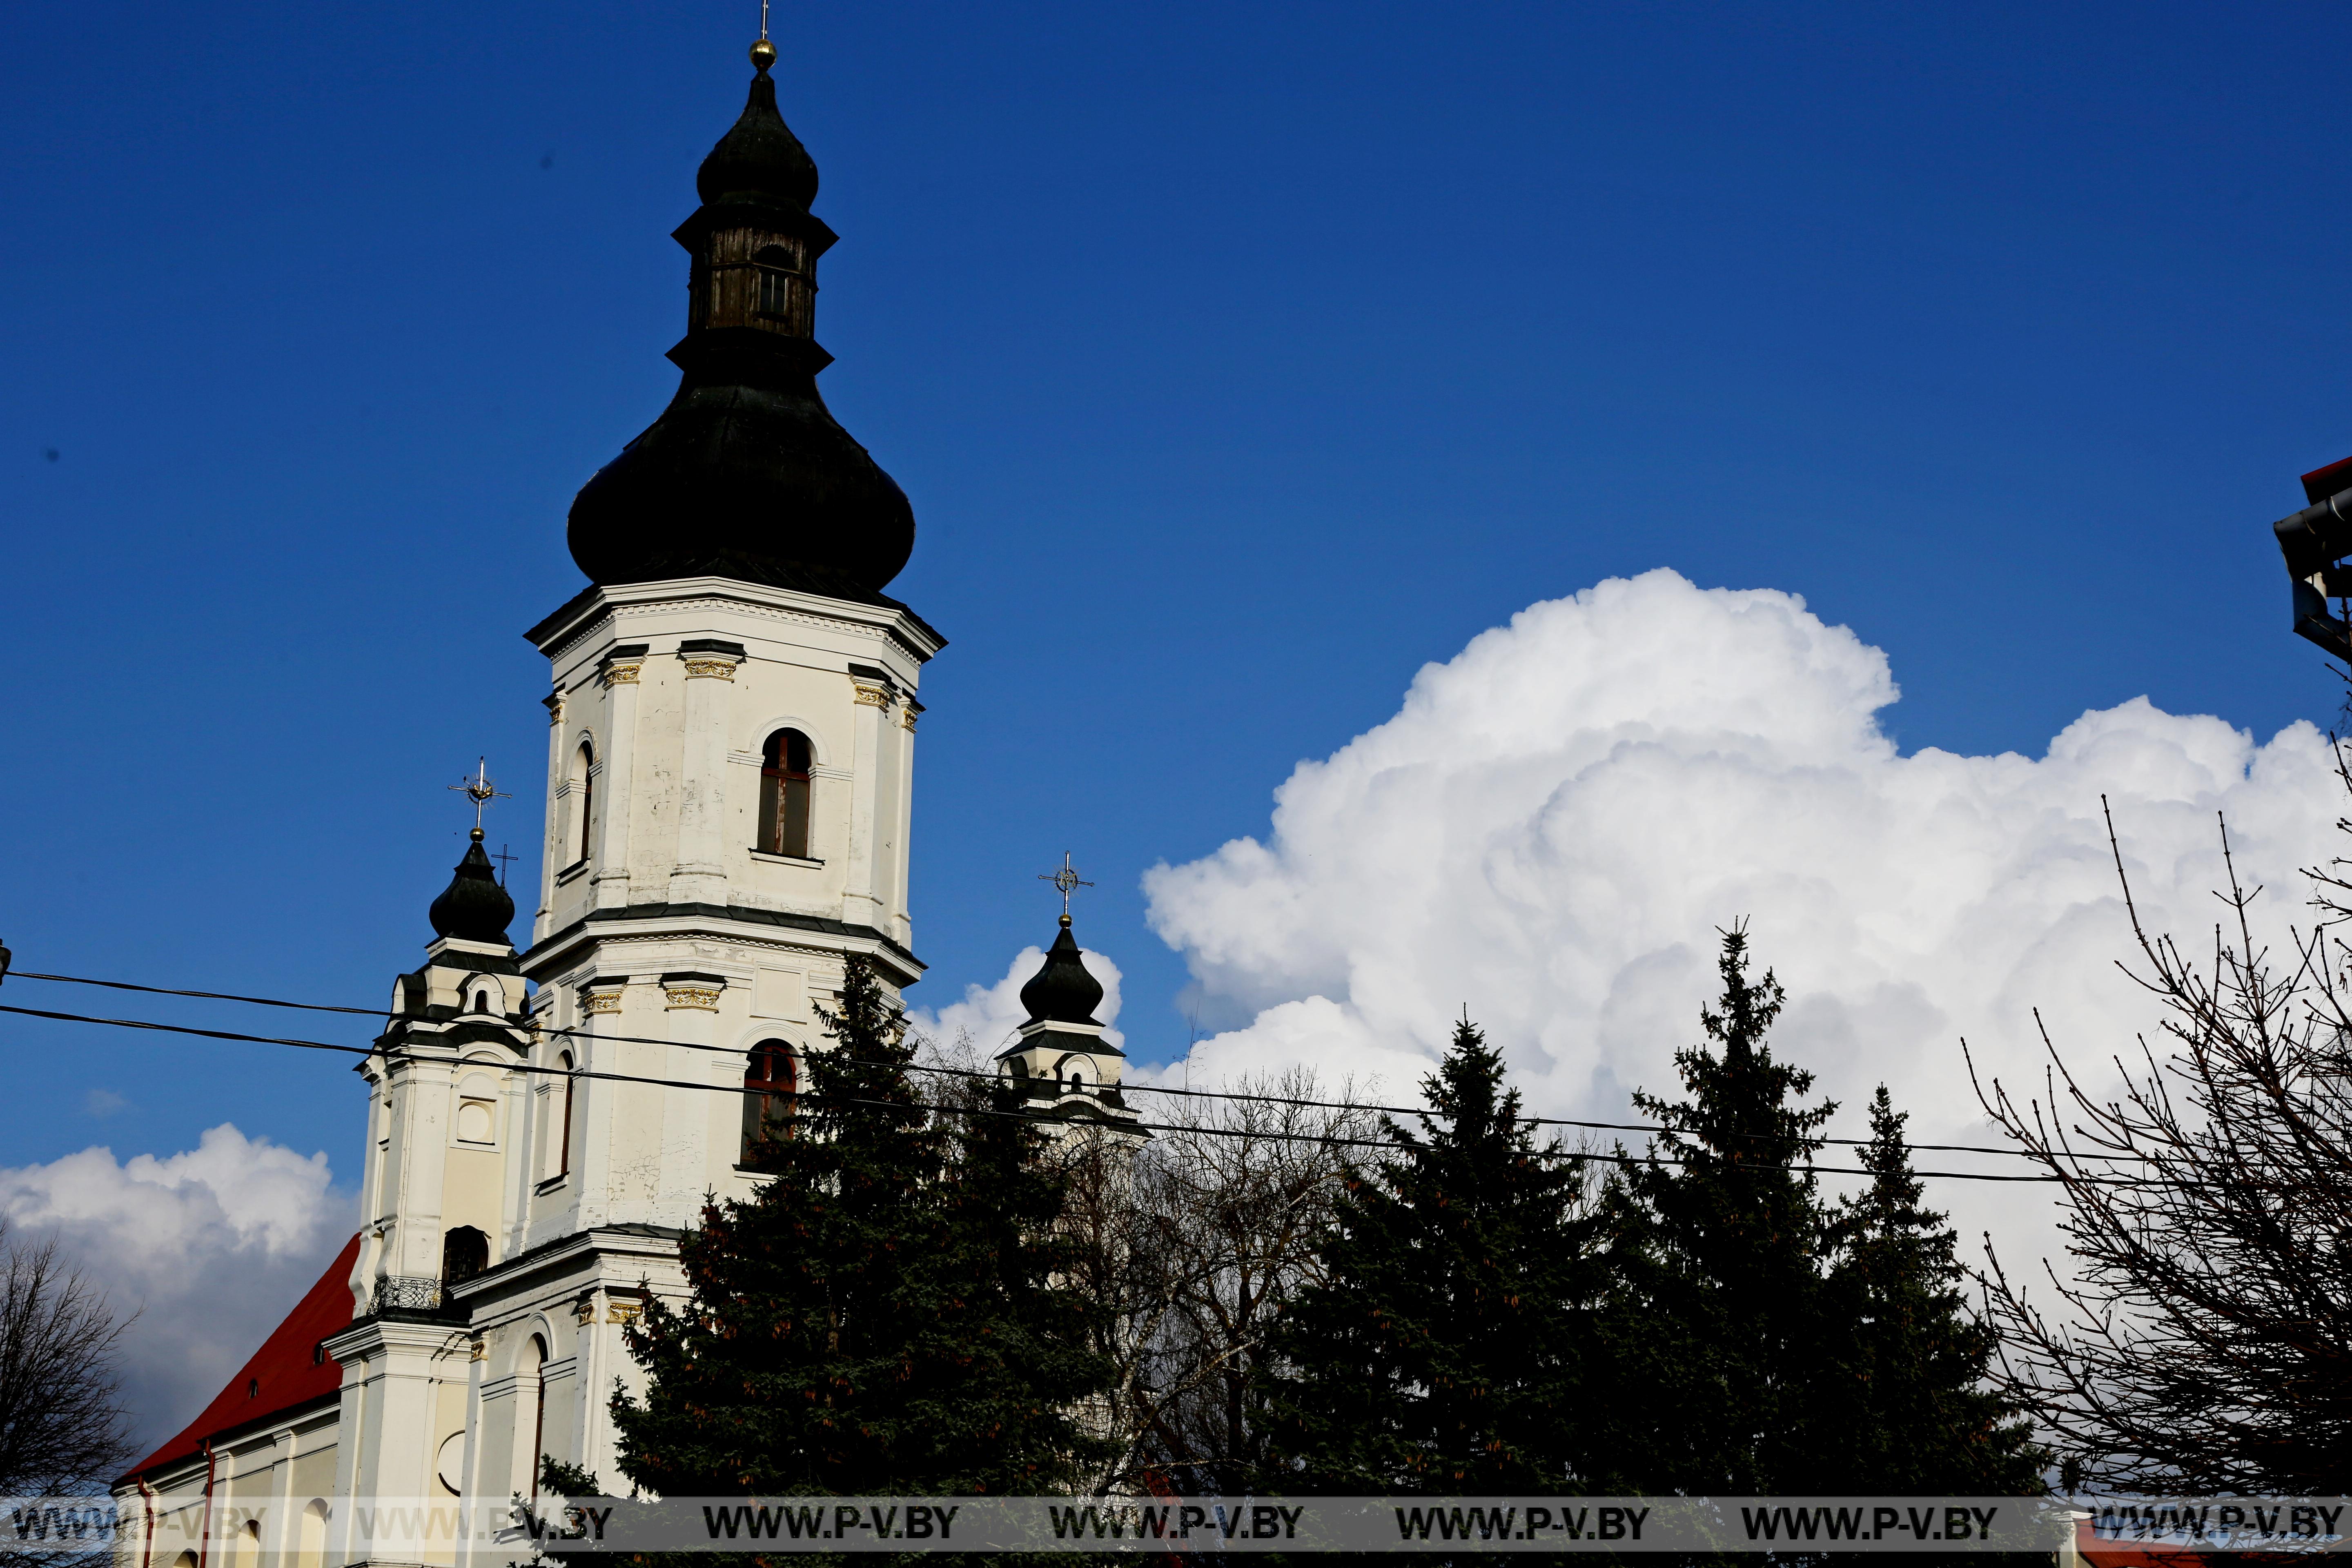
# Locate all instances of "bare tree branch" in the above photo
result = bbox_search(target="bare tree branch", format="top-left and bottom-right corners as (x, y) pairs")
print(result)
(1973, 784), (2352, 1492)
(0, 1215), (134, 1568)
(1041, 1067), (1371, 1495)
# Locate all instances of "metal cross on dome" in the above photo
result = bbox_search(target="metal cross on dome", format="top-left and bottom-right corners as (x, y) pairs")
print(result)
(1038, 852), (1094, 920)
(450, 758), (511, 831)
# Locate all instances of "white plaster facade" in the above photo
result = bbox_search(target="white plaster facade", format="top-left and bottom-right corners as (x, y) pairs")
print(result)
(115, 575), (945, 1568)
(109, 570), (1152, 1568)
(113, 41), (1136, 1568)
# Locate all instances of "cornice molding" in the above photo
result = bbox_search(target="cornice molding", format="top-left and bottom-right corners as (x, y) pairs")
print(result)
(523, 901), (922, 986)
(527, 578), (944, 668)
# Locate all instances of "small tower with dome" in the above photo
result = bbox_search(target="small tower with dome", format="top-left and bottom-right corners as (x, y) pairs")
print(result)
(997, 912), (1146, 1141)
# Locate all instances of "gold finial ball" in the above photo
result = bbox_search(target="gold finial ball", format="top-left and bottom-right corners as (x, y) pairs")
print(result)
(749, 37), (777, 71)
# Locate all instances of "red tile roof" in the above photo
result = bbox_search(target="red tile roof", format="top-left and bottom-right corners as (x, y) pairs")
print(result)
(2077, 1518), (2308, 1568)
(122, 1234), (361, 1481)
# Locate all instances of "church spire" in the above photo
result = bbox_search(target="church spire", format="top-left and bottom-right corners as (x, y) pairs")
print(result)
(695, 44), (816, 210)
(427, 828), (516, 945)
(566, 39), (916, 601)
(1018, 916), (1106, 1026)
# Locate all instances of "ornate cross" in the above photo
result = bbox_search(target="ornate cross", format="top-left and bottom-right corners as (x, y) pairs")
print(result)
(450, 758), (511, 831)
(1038, 852), (1094, 920)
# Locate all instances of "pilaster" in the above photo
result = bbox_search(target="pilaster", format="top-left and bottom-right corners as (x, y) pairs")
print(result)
(592, 647), (644, 912)
(842, 673), (891, 930)
(657, 973), (726, 1225)
(571, 982), (629, 1232)
(322, 1317), (465, 1564)
(535, 693), (567, 943)
(379, 1054), (457, 1285)
(891, 702), (918, 947)
(668, 641), (742, 906)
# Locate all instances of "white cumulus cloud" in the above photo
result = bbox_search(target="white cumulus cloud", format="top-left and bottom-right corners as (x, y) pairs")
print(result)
(0, 1125), (352, 1454)
(1136, 568), (2342, 1257)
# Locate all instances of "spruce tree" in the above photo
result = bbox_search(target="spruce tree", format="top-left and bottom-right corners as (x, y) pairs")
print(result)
(606, 954), (1111, 1498)
(1606, 925), (1839, 1493)
(1818, 1087), (2044, 1493)
(1265, 1015), (1603, 1492)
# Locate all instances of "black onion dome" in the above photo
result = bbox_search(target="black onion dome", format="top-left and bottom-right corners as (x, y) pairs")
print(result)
(1020, 918), (1105, 1026)
(428, 829), (515, 944)
(697, 70), (817, 209)
(565, 58), (915, 601)
(566, 381), (916, 598)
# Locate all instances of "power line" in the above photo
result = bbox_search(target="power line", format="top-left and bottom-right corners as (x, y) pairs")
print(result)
(0, 998), (2194, 1188)
(8, 969), (384, 1016)
(3, 966), (2136, 1165)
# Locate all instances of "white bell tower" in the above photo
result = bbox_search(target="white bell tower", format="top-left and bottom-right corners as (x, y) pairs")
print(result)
(318, 35), (948, 1540)
(519, 572), (939, 1248)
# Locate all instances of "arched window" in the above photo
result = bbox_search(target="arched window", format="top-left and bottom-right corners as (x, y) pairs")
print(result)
(741, 1041), (796, 1158)
(296, 1500), (329, 1568)
(756, 730), (813, 859)
(568, 741), (595, 865)
(754, 244), (796, 317)
(554, 1051), (575, 1178)
(528, 1334), (550, 1501)
(441, 1226), (488, 1288)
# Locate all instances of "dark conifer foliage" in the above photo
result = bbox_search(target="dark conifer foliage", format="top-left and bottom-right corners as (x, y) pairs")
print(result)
(606, 955), (1112, 1498)
(1265, 1015), (1603, 1492)
(1818, 1088), (2045, 1492)
(1605, 925), (1840, 1493)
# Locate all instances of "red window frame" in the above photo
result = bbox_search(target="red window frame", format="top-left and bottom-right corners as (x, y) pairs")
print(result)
(757, 730), (813, 859)
(741, 1042), (797, 1156)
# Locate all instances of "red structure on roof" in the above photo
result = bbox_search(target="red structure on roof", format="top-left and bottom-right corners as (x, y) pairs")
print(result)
(121, 1234), (361, 1481)
(2303, 454), (2352, 505)
(2075, 1517), (2311, 1568)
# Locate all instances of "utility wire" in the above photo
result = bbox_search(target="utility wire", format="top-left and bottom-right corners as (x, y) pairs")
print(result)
(0, 998), (2193, 1188)
(7, 969), (386, 1017)
(3, 966), (2128, 1165)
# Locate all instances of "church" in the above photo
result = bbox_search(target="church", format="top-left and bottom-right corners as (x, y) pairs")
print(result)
(110, 36), (1137, 1568)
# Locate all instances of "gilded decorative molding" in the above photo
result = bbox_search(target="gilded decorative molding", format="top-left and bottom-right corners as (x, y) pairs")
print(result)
(543, 692), (565, 725)
(606, 1300), (643, 1325)
(898, 707), (919, 733)
(572, 1295), (597, 1325)
(663, 984), (723, 1012)
(852, 682), (893, 708)
(582, 989), (625, 1015)
(682, 658), (739, 681)
(601, 662), (642, 687)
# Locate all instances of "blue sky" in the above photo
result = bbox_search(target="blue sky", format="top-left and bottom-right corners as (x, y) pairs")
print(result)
(3, 0), (2348, 1178)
